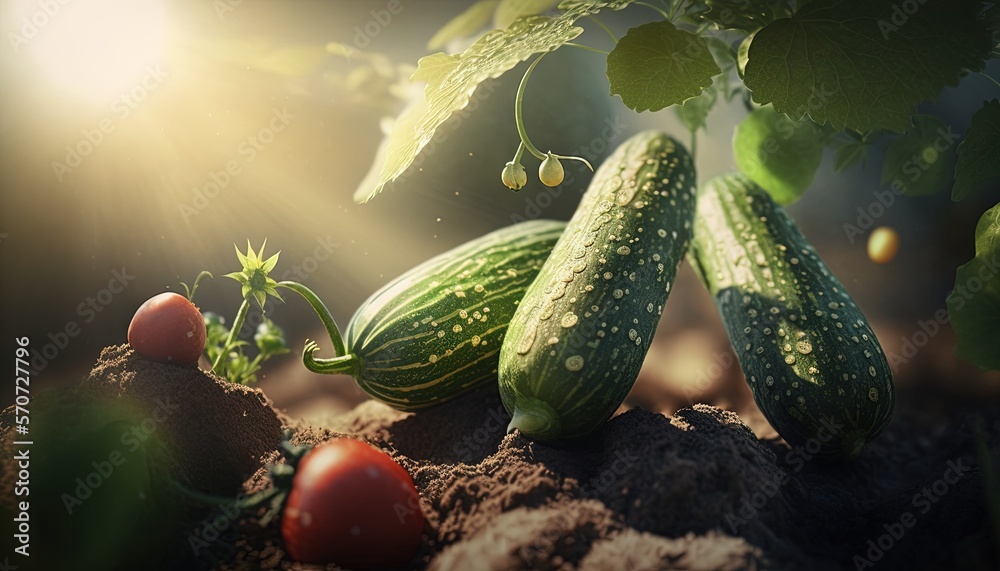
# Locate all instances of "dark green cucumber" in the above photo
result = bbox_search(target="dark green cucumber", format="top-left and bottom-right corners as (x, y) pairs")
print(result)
(498, 131), (697, 441)
(305, 220), (565, 411)
(688, 173), (894, 460)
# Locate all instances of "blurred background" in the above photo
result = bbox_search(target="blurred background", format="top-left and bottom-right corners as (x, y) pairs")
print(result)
(1, 0), (998, 428)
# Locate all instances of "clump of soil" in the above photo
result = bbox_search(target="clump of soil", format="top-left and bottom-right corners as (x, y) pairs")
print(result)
(82, 344), (284, 494)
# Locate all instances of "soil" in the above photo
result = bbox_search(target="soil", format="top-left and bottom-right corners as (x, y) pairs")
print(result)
(2, 345), (998, 571)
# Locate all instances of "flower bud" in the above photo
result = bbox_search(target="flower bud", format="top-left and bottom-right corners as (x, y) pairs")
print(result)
(502, 161), (528, 191)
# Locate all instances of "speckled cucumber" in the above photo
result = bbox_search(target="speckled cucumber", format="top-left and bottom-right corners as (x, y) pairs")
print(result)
(687, 173), (894, 460)
(498, 131), (697, 441)
(303, 220), (565, 411)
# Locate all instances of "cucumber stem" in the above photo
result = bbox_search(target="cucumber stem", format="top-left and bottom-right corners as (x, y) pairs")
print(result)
(277, 281), (347, 357)
(303, 343), (360, 376)
(507, 397), (561, 440)
(276, 281), (362, 377)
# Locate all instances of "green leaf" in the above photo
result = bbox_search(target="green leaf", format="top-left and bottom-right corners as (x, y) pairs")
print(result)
(743, 0), (994, 133)
(953, 99), (1000, 201)
(880, 115), (956, 196)
(495, 0), (561, 28)
(355, 1), (633, 203)
(556, 0), (633, 10)
(607, 21), (720, 112)
(674, 85), (718, 133)
(736, 30), (753, 78)
(697, 0), (789, 32)
(947, 202), (1000, 371)
(974, 202), (1000, 256)
(832, 138), (868, 173)
(732, 107), (824, 204)
(428, 0), (500, 50)
(707, 36), (737, 63)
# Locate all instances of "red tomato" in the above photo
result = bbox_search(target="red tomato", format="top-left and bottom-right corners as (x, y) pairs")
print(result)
(127, 292), (206, 365)
(282, 439), (424, 567)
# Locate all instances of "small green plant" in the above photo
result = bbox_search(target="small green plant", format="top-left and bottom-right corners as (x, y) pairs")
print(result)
(191, 240), (347, 385)
(202, 311), (290, 385)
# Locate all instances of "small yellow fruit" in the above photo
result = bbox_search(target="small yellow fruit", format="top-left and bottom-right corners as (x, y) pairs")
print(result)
(538, 153), (565, 187)
(867, 226), (900, 264)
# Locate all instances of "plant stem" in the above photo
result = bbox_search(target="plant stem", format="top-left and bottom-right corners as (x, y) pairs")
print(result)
(275, 281), (360, 377)
(586, 15), (618, 43)
(690, 129), (698, 159)
(668, 0), (691, 21)
(515, 54), (549, 161)
(636, 1), (670, 19)
(183, 271), (214, 302)
(511, 141), (525, 164)
(212, 298), (249, 374)
(563, 42), (610, 56)
(303, 346), (359, 376)
(277, 281), (348, 357)
(978, 71), (1000, 90)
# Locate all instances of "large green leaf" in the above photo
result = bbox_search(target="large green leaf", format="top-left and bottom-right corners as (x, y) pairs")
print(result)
(355, 0), (634, 203)
(743, 0), (993, 133)
(427, 0), (500, 50)
(880, 115), (957, 197)
(732, 107), (824, 204)
(953, 99), (1000, 201)
(947, 202), (1000, 371)
(607, 21), (720, 112)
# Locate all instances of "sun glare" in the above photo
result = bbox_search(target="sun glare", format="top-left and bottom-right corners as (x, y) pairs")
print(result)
(21, 0), (167, 101)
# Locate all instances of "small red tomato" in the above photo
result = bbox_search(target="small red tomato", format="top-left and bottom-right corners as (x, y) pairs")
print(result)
(282, 439), (424, 567)
(127, 292), (206, 365)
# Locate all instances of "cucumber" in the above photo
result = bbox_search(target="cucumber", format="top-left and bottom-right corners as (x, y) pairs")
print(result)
(302, 220), (565, 411)
(498, 131), (697, 441)
(688, 173), (894, 460)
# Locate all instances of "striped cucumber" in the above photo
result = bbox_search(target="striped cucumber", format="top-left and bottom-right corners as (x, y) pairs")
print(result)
(688, 173), (894, 460)
(498, 131), (697, 441)
(303, 220), (565, 411)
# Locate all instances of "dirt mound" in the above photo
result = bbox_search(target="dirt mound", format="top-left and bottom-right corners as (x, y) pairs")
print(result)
(250, 384), (994, 571)
(82, 344), (284, 493)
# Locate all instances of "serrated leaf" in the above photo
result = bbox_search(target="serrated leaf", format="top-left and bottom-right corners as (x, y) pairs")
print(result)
(832, 139), (868, 173)
(947, 201), (1000, 371)
(355, 1), (634, 203)
(428, 0), (500, 50)
(880, 115), (956, 196)
(557, 0), (633, 10)
(697, 0), (789, 32)
(733, 107), (823, 204)
(674, 86), (718, 133)
(743, 0), (994, 133)
(495, 0), (561, 28)
(607, 21), (720, 112)
(953, 99), (1000, 201)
